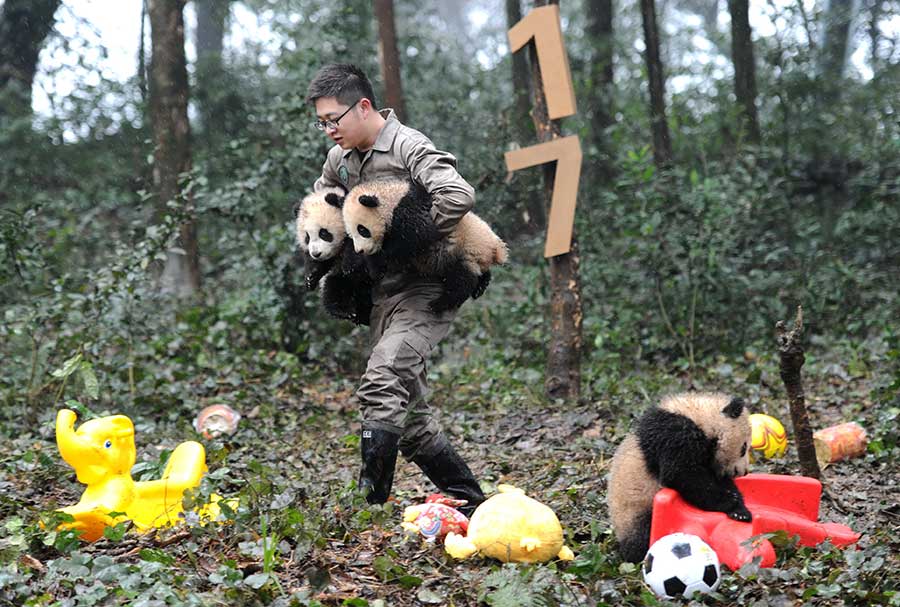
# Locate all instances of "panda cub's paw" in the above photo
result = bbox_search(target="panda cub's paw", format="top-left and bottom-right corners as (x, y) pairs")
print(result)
(727, 504), (753, 522)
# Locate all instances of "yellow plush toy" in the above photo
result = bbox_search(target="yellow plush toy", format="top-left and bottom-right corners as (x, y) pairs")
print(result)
(54, 409), (228, 541)
(444, 484), (575, 563)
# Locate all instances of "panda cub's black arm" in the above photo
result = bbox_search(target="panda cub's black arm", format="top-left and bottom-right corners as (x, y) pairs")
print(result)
(322, 272), (372, 325)
(639, 409), (752, 521)
(304, 255), (337, 291)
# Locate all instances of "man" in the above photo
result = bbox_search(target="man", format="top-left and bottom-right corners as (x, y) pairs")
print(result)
(306, 63), (485, 514)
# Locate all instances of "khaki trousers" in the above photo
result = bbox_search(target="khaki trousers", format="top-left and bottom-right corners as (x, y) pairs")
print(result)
(356, 282), (455, 460)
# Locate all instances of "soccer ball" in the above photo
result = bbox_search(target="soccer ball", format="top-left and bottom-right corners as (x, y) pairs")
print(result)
(749, 413), (788, 460)
(642, 533), (721, 599)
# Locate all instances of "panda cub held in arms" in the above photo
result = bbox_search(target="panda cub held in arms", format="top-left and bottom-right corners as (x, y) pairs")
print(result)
(293, 187), (373, 325)
(607, 392), (752, 563)
(342, 179), (508, 313)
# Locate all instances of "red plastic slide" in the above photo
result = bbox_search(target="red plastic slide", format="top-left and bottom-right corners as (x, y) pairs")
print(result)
(649, 473), (860, 570)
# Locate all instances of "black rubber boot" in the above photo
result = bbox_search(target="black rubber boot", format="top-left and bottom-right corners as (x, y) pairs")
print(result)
(359, 427), (401, 505)
(412, 436), (485, 517)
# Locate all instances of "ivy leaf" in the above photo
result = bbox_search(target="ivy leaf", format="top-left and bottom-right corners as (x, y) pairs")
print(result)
(372, 555), (395, 582)
(139, 548), (175, 566)
(416, 587), (444, 604)
(397, 575), (422, 588)
(101, 520), (128, 542)
(53, 553), (92, 579)
(79, 361), (99, 399)
(244, 572), (269, 589)
(51, 353), (83, 379)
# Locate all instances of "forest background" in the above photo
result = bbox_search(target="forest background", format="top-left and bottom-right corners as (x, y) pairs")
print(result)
(1, 0), (899, 605)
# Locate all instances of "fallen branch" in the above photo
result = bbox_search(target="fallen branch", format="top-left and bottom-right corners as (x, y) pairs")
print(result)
(775, 305), (821, 479)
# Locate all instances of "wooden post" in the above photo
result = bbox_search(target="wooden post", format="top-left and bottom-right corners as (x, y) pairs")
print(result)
(527, 0), (582, 401)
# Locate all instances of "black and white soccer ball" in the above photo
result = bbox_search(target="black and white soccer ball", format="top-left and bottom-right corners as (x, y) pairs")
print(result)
(642, 533), (721, 599)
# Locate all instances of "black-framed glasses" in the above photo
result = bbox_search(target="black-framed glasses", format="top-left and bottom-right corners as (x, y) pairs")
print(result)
(312, 99), (360, 131)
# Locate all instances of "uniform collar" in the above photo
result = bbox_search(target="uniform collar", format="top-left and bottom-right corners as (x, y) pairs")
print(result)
(342, 108), (399, 157)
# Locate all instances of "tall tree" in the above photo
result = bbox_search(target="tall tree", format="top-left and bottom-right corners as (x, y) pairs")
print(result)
(819, 0), (856, 86)
(507, 0), (531, 139)
(195, 0), (237, 138)
(506, 0), (545, 235)
(640, 0), (673, 168)
(867, 0), (883, 74)
(0, 0), (62, 118)
(374, 0), (407, 122)
(138, 0), (148, 106)
(529, 0), (583, 402)
(727, 0), (760, 144)
(585, 0), (615, 177)
(149, 0), (200, 296)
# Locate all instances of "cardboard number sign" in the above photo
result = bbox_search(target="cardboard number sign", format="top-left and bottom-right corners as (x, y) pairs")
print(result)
(507, 5), (577, 120)
(504, 137), (582, 258)
(506, 4), (581, 258)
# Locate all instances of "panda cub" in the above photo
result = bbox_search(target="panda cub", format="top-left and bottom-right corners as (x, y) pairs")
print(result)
(342, 179), (508, 312)
(607, 392), (752, 563)
(293, 187), (373, 325)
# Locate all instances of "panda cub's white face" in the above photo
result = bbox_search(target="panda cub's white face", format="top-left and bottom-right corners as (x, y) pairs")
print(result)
(343, 181), (409, 255)
(296, 188), (346, 260)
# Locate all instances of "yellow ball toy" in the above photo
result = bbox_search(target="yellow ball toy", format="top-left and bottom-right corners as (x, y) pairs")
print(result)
(749, 413), (788, 460)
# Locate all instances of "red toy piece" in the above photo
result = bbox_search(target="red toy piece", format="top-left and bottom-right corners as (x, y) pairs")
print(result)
(650, 473), (860, 570)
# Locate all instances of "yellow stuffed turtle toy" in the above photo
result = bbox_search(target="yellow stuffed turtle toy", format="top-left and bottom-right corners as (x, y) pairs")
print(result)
(444, 484), (575, 563)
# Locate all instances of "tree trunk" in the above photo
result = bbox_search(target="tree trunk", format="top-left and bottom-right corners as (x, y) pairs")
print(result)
(139, 0), (148, 106)
(867, 0), (882, 76)
(585, 0), (615, 177)
(530, 0), (583, 402)
(374, 0), (407, 122)
(727, 0), (760, 144)
(149, 0), (200, 296)
(194, 0), (231, 136)
(507, 0), (532, 138)
(506, 0), (544, 235)
(640, 0), (673, 168)
(0, 0), (62, 118)
(775, 307), (821, 479)
(585, 0), (614, 134)
(819, 0), (856, 87)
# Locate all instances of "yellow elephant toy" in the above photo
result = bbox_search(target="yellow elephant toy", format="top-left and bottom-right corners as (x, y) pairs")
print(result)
(54, 408), (225, 541)
(444, 484), (575, 563)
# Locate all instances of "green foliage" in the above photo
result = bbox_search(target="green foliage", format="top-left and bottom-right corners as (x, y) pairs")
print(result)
(2, 0), (899, 604)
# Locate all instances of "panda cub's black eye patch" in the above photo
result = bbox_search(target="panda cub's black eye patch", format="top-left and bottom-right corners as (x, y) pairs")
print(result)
(319, 228), (333, 242)
(357, 225), (371, 238)
(304, 233), (310, 245)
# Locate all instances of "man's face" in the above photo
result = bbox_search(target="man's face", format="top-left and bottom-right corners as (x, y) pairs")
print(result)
(314, 97), (361, 150)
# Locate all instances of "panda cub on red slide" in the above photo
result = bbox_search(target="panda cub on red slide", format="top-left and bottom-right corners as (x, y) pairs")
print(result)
(607, 392), (752, 563)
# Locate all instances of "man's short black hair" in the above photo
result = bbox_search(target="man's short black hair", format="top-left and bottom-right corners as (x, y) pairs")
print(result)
(306, 63), (378, 109)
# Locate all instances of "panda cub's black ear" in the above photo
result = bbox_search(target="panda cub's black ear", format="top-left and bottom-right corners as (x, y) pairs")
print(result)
(292, 200), (303, 218)
(324, 193), (344, 209)
(722, 397), (745, 419)
(359, 195), (379, 208)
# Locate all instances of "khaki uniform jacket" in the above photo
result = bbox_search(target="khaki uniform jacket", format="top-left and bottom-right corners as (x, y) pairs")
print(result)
(313, 109), (474, 235)
(313, 109), (475, 300)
